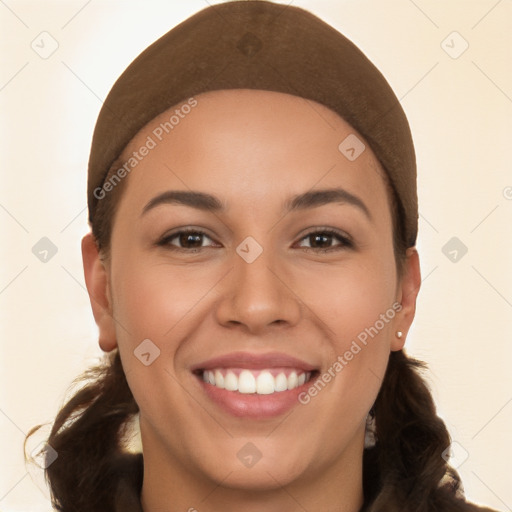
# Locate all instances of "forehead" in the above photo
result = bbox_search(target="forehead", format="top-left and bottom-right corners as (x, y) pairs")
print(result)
(116, 89), (390, 217)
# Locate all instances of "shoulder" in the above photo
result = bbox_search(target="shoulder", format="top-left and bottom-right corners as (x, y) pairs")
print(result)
(463, 503), (501, 512)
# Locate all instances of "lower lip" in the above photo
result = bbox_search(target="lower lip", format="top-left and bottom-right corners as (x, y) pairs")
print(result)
(197, 375), (316, 419)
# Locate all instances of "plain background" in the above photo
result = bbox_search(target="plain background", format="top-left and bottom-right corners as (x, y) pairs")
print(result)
(1, 1), (511, 510)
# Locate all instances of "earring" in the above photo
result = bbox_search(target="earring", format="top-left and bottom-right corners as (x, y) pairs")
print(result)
(396, 331), (403, 339)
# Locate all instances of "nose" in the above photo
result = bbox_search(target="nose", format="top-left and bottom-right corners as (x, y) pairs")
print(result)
(214, 246), (302, 334)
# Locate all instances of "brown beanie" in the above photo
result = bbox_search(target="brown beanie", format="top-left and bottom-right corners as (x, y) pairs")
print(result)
(88, 0), (418, 247)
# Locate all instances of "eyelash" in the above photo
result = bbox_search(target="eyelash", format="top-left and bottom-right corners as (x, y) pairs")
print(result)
(156, 227), (354, 254)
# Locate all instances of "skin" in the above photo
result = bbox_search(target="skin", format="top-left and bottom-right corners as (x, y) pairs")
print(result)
(82, 89), (421, 512)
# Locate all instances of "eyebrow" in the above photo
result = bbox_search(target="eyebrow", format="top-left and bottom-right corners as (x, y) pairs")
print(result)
(286, 188), (371, 219)
(141, 188), (371, 220)
(142, 190), (224, 216)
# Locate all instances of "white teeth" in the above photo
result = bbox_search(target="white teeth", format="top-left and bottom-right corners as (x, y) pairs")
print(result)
(287, 372), (298, 389)
(214, 370), (225, 389)
(238, 370), (256, 394)
(256, 371), (275, 394)
(275, 373), (288, 392)
(201, 369), (312, 394)
(224, 371), (238, 391)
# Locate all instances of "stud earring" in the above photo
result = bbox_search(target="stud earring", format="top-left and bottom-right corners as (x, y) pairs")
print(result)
(396, 331), (403, 339)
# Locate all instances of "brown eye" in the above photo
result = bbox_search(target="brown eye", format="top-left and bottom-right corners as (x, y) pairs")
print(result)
(297, 229), (353, 252)
(308, 233), (334, 249)
(178, 232), (204, 248)
(158, 229), (217, 251)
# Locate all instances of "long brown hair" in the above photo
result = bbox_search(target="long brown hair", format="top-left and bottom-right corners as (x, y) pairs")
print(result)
(26, 157), (490, 512)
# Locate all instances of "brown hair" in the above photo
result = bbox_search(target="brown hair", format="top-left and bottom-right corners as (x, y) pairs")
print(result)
(26, 156), (487, 512)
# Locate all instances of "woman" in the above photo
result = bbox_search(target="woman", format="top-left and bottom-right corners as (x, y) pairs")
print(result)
(27, 1), (500, 511)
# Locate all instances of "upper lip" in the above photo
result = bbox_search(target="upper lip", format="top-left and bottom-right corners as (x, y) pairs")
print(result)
(191, 351), (319, 372)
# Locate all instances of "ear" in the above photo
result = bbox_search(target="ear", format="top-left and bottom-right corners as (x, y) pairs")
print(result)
(391, 247), (421, 351)
(82, 233), (117, 352)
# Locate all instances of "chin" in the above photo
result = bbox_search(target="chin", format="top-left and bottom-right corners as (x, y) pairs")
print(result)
(211, 460), (306, 492)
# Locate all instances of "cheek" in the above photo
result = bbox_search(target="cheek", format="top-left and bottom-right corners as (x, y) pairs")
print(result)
(298, 253), (398, 410)
(108, 257), (217, 430)
(110, 255), (224, 346)
(298, 253), (398, 342)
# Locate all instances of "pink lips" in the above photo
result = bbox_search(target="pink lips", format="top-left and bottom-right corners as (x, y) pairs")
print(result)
(191, 351), (319, 419)
(192, 351), (318, 372)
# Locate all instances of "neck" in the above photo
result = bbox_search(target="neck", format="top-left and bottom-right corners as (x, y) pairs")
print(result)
(140, 433), (365, 512)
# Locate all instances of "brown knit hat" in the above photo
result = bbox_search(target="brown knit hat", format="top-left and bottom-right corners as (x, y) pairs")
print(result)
(88, 0), (417, 247)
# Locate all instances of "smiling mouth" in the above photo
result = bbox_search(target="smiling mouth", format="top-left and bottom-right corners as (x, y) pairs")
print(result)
(194, 368), (318, 395)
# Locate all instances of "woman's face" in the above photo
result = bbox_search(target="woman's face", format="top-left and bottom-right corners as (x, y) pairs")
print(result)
(85, 89), (419, 496)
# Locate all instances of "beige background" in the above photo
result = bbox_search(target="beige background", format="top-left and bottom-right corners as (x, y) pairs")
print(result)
(1, 0), (511, 510)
